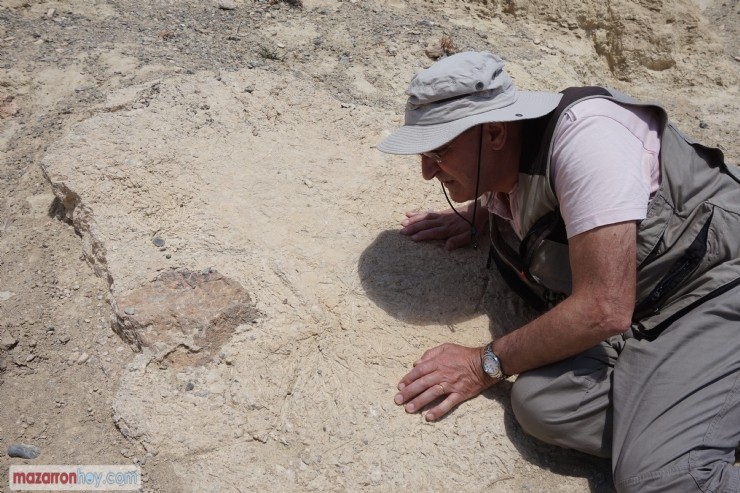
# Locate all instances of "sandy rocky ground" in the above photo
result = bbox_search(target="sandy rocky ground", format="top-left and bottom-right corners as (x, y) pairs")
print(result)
(0, 0), (737, 491)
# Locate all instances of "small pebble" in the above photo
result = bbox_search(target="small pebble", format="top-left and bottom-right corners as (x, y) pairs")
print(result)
(699, 121), (709, 129)
(124, 307), (135, 315)
(152, 237), (165, 247)
(218, 0), (236, 10)
(46, 8), (55, 18)
(1, 333), (18, 350)
(425, 45), (445, 60)
(77, 352), (90, 364)
(185, 382), (195, 391)
(26, 354), (35, 363)
(8, 444), (41, 459)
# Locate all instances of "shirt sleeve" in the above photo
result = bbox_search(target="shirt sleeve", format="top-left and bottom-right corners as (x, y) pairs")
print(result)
(550, 107), (653, 238)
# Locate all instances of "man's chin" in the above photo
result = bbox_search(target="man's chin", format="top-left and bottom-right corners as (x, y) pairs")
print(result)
(444, 184), (472, 203)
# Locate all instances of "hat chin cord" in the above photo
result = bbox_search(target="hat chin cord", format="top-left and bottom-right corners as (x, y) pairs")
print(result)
(439, 125), (484, 249)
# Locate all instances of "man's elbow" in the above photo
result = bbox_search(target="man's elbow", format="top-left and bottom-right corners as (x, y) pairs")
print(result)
(601, 315), (631, 337)
(588, 297), (633, 337)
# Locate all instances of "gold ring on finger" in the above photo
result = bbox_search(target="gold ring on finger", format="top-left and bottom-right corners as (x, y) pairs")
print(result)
(438, 383), (446, 394)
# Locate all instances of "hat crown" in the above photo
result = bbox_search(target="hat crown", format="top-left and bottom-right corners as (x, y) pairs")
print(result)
(376, 51), (563, 155)
(406, 52), (515, 107)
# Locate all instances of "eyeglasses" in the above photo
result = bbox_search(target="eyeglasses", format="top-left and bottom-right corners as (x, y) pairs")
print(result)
(420, 151), (442, 164)
(420, 143), (450, 164)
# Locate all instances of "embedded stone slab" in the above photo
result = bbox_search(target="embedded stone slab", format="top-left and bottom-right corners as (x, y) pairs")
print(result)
(112, 269), (257, 363)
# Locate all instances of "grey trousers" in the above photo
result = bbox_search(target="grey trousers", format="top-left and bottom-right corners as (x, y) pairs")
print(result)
(511, 286), (740, 492)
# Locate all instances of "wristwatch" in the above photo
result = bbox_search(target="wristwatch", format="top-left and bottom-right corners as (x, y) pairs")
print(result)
(482, 343), (507, 380)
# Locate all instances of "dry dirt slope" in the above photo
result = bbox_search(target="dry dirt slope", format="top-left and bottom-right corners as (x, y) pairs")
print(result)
(1, 0), (738, 492)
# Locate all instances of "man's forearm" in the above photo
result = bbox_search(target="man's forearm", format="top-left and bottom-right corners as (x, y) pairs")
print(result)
(491, 292), (630, 377)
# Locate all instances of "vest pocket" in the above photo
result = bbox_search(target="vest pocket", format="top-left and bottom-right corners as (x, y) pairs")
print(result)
(636, 193), (672, 268)
(633, 209), (713, 320)
(488, 215), (568, 311)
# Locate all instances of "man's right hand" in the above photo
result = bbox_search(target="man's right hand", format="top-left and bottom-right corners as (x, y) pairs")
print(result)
(400, 208), (481, 251)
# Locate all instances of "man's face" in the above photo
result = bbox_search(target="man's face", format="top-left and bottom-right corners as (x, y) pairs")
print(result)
(420, 126), (483, 203)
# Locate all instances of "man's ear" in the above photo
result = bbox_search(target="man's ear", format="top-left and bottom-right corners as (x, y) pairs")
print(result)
(485, 122), (507, 150)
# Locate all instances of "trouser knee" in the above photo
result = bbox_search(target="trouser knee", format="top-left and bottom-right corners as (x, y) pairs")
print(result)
(511, 369), (612, 458)
(511, 372), (553, 443)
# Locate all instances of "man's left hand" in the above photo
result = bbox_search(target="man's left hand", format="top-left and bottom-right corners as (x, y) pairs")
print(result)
(394, 343), (498, 421)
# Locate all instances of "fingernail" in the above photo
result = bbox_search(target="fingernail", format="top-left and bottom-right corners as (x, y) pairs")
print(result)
(394, 394), (403, 404)
(406, 404), (415, 412)
(401, 220), (408, 226)
(397, 383), (405, 390)
(426, 413), (435, 421)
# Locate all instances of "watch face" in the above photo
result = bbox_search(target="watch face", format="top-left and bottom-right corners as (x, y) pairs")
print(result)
(483, 354), (499, 376)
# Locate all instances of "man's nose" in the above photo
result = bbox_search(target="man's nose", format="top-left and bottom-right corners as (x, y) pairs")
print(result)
(421, 155), (438, 180)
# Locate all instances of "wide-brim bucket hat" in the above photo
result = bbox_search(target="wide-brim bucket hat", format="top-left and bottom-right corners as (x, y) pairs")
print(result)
(377, 52), (562, 155)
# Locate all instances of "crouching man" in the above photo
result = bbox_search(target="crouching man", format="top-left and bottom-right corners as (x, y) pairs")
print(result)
(377, 51), (740, 492)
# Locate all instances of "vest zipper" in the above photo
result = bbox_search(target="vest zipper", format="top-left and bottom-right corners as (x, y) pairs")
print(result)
(634, 212), (713, 319)
(635, 276), (740, 341)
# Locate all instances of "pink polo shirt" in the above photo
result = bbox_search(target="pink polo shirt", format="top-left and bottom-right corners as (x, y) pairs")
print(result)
(485, 98), (662, 239)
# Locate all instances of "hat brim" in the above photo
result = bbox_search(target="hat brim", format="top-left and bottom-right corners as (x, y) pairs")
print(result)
(377, 91), (563, 155)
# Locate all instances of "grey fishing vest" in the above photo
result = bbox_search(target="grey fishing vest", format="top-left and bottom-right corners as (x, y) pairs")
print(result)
(489, 87), (740, 340)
